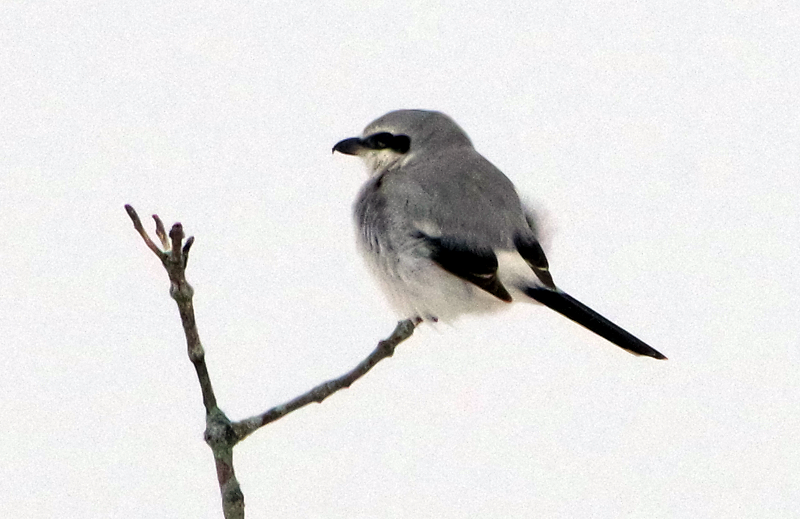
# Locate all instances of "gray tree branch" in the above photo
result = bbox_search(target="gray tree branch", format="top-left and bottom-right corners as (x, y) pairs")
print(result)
(124, 205), (416, 518)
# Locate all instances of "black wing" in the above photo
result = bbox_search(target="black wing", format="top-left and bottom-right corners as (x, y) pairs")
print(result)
(421, 234), (513, 302)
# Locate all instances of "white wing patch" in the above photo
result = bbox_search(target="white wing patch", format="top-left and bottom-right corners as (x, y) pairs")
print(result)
(413, 219), (442, 238)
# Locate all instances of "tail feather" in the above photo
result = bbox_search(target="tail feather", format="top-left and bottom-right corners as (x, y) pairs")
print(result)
(524, 287), (667, 360)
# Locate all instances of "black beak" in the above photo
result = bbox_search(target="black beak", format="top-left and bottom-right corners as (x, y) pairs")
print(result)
(332, 137), (365, 155)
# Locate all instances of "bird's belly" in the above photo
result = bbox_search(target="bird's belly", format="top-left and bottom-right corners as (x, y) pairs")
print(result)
(358, 244), (508, 322)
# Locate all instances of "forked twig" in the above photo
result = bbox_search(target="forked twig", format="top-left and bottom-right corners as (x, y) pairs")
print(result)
(124, 204), (416, 519)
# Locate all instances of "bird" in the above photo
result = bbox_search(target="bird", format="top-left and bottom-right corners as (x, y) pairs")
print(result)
(333, 109), (666, 360)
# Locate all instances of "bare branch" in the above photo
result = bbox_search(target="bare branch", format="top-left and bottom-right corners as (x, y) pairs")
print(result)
(126, 205), (239, 518)
(183, 236), (195, 266)
(205, 410), (244, 518)
(154, 214), (168, 250)
(233, 319), (416, 441)
(125, 205), (166, 259)
(153, 214), (169, 250)
(125, 204), (417, 518)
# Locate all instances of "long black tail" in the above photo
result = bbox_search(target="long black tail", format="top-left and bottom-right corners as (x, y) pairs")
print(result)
(524, 287), (667, 360)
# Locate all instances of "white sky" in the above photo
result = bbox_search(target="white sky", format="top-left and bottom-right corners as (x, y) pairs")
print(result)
(2, 2), (799, 518)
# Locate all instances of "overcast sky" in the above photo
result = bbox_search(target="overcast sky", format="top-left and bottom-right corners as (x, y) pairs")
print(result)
(2, 2), (799, 518)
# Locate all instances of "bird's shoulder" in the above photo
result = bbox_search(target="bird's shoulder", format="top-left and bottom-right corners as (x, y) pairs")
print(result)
(372, 148), (517, 209)
(356, 146), (531, 247)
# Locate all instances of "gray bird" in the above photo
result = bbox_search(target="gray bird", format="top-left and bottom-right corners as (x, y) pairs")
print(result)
(334, 109), (666, 360)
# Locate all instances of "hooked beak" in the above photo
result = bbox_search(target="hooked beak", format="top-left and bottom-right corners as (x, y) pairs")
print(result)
(332, 137), (366, 156)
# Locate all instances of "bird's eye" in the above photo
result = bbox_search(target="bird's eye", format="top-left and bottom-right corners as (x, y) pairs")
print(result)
(363, 132), (410, 153)
(390, 134), (411, 153)
(365, 132), (394, 149)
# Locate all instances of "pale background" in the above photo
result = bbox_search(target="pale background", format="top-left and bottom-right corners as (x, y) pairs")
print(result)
(2, 2), (798, 518)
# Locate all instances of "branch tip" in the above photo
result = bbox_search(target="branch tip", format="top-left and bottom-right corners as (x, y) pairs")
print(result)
(124, 204), (138, 221)
(125, 204), (166, 258)
(124, 204), (145, 231)
(153, 215), (168, 249)
(183, 236), (195, 263)
(169, 223), (185, 260)
(169, 222), (184, 239)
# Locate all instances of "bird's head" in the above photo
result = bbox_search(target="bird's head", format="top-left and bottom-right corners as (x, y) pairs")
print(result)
(333, 109), (473, 176)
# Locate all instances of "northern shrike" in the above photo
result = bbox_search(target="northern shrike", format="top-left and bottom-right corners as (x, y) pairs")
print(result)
(334, 110), (666, 360)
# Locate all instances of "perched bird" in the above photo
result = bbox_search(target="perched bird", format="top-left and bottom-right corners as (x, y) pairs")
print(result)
(333, 110), (665, 360)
